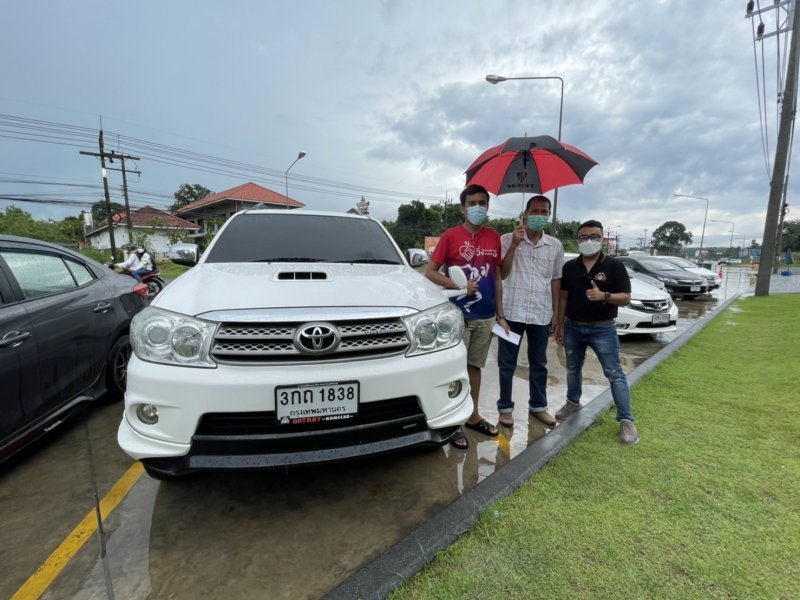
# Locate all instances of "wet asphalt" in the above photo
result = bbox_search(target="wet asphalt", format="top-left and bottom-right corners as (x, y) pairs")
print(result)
(1, 267), (786, 600)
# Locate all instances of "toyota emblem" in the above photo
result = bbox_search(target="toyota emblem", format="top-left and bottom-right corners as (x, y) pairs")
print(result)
(294, 322), (340, 354)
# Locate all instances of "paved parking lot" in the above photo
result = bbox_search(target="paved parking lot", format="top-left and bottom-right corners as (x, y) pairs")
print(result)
(0, 271), (760, 599)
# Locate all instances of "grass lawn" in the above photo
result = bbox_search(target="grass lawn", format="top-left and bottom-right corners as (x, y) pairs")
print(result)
(391, 295), (800, 600)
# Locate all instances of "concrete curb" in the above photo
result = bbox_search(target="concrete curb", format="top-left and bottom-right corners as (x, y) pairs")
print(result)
(324, 293), (742, 600)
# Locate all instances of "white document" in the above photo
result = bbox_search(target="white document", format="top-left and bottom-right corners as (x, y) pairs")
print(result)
(492, 323), (521, 345)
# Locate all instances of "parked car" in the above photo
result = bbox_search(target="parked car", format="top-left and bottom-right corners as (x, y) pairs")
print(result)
(564, 254), (678, 336)
(617, 255), (708, 299)
(656, 255), (720, 290)
(119, 210), (473, 479)
(0, 235), (148, 463)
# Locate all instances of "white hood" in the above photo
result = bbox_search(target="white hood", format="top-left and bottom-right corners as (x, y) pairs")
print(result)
(152, 263), (448, 317)
(630, 278), (671, 301)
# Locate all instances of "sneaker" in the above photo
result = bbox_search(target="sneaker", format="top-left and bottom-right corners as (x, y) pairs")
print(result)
(529, 410), (556, 426)
(620, 419), (639, 444)
(555, 401), (582, 420)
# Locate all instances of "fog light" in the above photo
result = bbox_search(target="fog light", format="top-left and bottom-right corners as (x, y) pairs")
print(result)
(136, 404), (159, 424)
(448, 380), (463, 398)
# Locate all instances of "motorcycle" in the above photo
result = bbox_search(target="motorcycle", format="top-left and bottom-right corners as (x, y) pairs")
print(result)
(108, 262), (166, 300)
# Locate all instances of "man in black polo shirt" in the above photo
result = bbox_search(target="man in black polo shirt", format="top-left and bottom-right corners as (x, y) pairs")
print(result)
(554, 220), (639, 444)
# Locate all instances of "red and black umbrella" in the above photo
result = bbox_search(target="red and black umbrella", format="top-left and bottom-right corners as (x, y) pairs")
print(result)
(464, 135), (597, 196)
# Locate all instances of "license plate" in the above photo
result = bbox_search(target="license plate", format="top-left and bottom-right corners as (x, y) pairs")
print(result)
(652, 313), (670, 324)
(275, 381), (359, 425)
(690, 286), (701, 292)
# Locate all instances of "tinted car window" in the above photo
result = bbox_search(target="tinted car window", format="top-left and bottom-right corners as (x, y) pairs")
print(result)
(205, 214), (403, 264)
(0, 251), (78, 299)
(636, 258), (682, 270)
(65, 257), (95, 286)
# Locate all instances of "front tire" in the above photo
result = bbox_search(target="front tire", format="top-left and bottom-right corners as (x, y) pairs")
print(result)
(105, 334), (131, 402)
(146, 278), (164, 299)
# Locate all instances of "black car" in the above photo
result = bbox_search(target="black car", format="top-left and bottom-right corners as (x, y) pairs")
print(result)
(0, 235), (148, 462)
(617, 255), (708, 299)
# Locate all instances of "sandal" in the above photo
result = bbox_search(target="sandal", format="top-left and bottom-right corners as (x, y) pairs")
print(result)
(450, 427), (469, 449)
(465, 418), (499, 437)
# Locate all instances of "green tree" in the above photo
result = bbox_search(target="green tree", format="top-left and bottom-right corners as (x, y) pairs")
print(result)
(57, 216), (84, 242)
(651, 221), (692, 255)
(91, 200), (126, 226)
(782, 219), (800, 251)
(0, 206), (60, 241)
(171, 183), (213, 213)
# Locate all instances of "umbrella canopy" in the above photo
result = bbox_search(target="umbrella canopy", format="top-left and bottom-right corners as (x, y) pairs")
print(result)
(465, 135), (597, 196)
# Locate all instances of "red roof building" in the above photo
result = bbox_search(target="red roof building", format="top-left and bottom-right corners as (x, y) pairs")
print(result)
(174, 182), (304, 241)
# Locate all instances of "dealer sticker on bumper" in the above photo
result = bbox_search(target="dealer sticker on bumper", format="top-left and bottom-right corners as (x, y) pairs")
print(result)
(276, 381), (359, 425)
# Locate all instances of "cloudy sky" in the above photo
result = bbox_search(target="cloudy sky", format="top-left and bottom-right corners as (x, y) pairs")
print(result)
(0, 1), (793, 250)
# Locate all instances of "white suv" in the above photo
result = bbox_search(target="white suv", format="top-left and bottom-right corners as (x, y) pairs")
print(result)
(118, 210), (472, 478)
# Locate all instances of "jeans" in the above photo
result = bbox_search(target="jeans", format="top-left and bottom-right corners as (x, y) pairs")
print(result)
(131, 267), (151, 283)
(564, 319), (633, 422)
(497, 320), (551, 414)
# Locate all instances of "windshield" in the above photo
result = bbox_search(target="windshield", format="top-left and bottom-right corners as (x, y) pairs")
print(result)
(204, 213), (404, 264)
(637, 258), (682, 271)
(661, 256), (696, 268)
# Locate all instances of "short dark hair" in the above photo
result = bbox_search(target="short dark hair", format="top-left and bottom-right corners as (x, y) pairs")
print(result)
(526, 195), (551, 212)
(578, 219), (603, 233)
(460, 184), (489, 206)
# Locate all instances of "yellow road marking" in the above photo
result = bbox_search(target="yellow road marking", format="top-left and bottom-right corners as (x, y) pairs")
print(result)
(496, 432), (511, 456)
(11, 461), (144, 600)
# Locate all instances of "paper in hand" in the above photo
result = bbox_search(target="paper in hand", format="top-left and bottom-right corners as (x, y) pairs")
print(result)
(492, 323), (521, 345)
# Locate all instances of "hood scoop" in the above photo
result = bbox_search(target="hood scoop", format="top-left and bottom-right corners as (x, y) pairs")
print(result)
(277, 271), (328, 281)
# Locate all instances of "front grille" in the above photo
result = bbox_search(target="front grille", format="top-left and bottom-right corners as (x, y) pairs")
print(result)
(634, 300), (670, 312)
(211, 318), (409, 364)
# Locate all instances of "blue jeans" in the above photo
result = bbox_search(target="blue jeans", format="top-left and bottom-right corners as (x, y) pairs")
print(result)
(497, 320), (551, 414)
(131, 267), (152, 282)
(564, 319), (633, 422)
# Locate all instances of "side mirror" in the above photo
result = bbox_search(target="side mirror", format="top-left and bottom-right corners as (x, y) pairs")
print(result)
(410, 254), (425, 267)
(167, 243), (199, 267)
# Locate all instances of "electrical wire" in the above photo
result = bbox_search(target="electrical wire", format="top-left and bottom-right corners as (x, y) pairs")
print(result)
(752, 9), (773, 180)
(0, 114), (447, 213)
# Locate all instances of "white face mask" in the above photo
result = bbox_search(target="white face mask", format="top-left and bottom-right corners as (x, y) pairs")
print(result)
(578, 240), (602, 256)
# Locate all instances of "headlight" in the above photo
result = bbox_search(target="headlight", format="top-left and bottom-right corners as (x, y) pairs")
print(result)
(131, 307), (217, 368)
(403, 302), (464, 357)
(657, 276), (678, 285)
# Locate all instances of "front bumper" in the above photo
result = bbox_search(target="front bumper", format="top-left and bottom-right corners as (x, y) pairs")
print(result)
(118, 345), (471, 473)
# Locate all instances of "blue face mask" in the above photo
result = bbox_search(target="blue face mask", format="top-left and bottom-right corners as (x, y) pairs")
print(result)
(466, 205), (488, 225)
(527, 216), (549, 231)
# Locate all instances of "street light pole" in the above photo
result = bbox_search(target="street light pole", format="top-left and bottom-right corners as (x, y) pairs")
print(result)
(284, 151), (306, 208)
(710, 219), (735, 255)
(486, 74), (564, 232)
(674, 193), (709, 264)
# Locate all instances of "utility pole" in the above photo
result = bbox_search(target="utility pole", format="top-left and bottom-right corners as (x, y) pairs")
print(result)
(439, 191), (453, 230)
(80, 138), (140, 254)
(107, 152), (141, 243)
(754, 0), (800, 295)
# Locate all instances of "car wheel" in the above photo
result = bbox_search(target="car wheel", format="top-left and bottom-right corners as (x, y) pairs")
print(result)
(105, 334), (131, 402)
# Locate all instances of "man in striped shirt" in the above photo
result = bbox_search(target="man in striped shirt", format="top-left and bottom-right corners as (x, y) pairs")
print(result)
(496, 195), (564, 427)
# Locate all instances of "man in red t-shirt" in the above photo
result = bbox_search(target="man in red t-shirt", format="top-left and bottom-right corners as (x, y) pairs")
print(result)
(425, 184), (506, 449)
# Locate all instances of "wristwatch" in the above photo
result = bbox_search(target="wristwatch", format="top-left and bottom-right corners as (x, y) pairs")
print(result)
(604, 291), (612, 303)
(496, 315), (506, 322)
